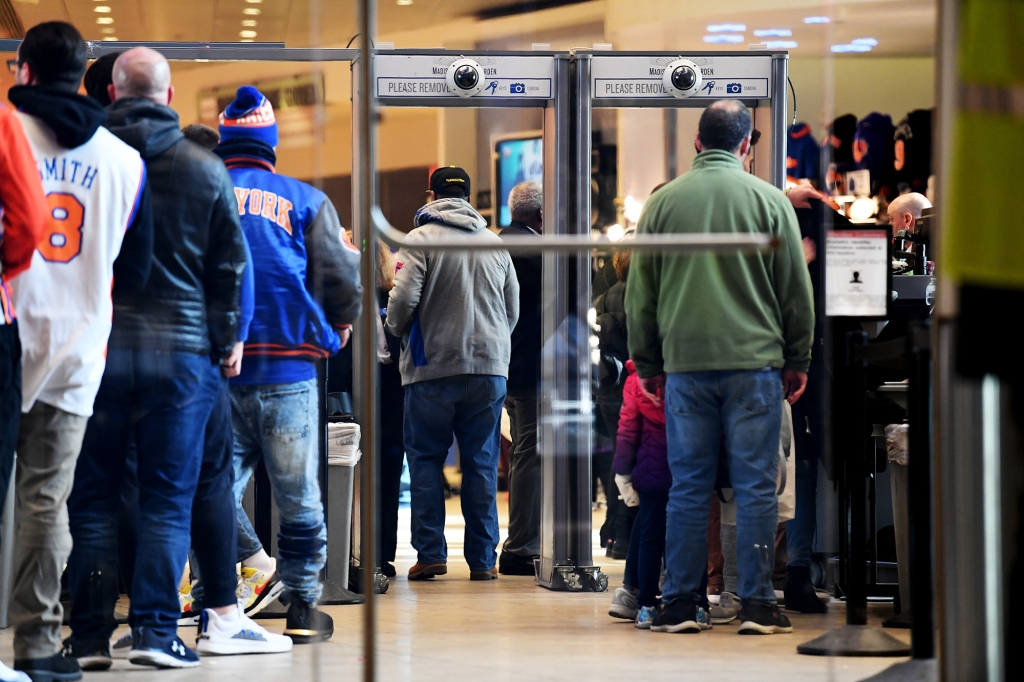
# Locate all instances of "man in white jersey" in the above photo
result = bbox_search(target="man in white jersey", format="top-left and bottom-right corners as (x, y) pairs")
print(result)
(7, 22), (151, 682)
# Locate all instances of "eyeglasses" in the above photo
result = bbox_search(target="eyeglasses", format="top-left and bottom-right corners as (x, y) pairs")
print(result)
(6, 59), (19, 75)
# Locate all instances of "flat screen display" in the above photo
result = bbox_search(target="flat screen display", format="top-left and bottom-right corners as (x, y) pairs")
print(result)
(496, 137), (543, 226)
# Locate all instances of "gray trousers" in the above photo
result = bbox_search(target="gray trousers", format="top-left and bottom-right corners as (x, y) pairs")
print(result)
(503, 394), (540, 557)
(890, 461), (912, 613)
(13, 402), (88, 659)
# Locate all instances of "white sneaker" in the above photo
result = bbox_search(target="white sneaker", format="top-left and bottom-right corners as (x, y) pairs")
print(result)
(196, 603), (293, 655)
(0, 661), (30, 682)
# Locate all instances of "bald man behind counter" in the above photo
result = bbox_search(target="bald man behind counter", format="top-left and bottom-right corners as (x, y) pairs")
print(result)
(64, 47), (248, 670)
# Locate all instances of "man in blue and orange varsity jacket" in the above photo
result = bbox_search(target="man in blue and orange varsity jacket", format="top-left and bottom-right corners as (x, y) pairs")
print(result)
(213, 86), (361, 644)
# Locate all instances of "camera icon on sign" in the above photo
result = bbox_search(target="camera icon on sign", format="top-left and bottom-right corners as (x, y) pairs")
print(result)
(509, 82), (526, 94)
(726, 83), (743, 94)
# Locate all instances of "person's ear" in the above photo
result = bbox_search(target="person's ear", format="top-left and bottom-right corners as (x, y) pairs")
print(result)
(738, 135), (752, 157)
(905, 213), (915, 230)
(166, 85), (175, 105)
(107, 83), (117, 102)
(694, 132), (702, 153)
(15, 61), (33, 86)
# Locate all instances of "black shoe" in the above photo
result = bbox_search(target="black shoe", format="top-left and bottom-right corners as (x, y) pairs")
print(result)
(381, 562), (397, 578)
(60, 638), (111, 672)
(784, 566), (828, 614)
(15, 651), (83, 682)
(498, 552), (537, 576)
(883, 610), (913, 629)
(650, 599), (705, 633)
(738, 600), (794, 634)
(609, 541), (629, 560)
(284, 600), (334, 644)
(605, 540), (615, 558)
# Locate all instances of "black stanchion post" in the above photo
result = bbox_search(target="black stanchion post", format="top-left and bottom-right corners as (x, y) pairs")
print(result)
(908, 320), (934, 659)
(797, 331), (911, 657)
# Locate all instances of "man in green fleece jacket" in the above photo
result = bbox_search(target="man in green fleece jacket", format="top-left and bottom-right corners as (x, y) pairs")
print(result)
(625, 100), (813, 636)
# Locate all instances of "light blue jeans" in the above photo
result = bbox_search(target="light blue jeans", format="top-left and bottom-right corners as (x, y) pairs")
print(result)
(404, 375), (506, 572)
(662, 368), (783, 605)
(230, 379), (325, 604)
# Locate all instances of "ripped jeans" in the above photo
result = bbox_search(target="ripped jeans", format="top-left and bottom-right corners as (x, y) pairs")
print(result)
(230, 379), (326, 604)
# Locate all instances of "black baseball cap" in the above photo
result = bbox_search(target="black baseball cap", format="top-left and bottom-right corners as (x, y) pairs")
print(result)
(429, 166), (471, 199)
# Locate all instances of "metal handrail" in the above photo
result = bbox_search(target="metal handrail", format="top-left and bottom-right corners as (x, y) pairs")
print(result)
(371, 207), (778, 254)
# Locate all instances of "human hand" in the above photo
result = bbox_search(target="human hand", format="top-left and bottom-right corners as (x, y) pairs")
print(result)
(802, 237), (817, 265)
(221, 341), (244, 378)
(786, 184), (826, 209)
(782, 369), (808, 404)
(339, 326), (352, 348)
(615, 474), (640, 508)
(639, 373), (666, 407)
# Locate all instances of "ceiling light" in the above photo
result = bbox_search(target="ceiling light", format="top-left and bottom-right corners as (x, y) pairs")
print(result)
(832, 43), (872, 53)
(100, 27), (115, 34)
(242, 19), (257, 27)
(245, 0), (262, 3)
(239, 30), (257, 38)
(804, 16), (831, 24)
(852, 37), (879, 46)
(96, 17), (114, 24)
(703, 34), (745, 44)
(765, 41), (798, 49)
(240, 39), (254, 42)
(707, 24), (746, 32)
(243, 8), (260, 14)
(397, 0), (414, 5)
(606, 223), (624, 242)
(102, 37), (119, 42)
(753, 29), (791, 37)
(94, 5), (111, 12)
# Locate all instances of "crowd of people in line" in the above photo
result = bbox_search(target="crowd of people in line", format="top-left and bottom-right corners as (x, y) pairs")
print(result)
(0, 16), (884, 682)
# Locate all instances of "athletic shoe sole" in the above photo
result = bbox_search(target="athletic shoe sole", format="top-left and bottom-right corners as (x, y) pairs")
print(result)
(13, 668), (83, 682)
(737, 620), (794, 635)
(127, 650), (201, 669)
(710, 614), (738, 624)
(246, 579), (287, 617)
(197, 638), (293, 655)
(283, 627), (334, 645)
(651, 620), (702, 633)
(608, 605), (637, 620)
(76, 655), (113, 671)
(177, 613), (200, 626)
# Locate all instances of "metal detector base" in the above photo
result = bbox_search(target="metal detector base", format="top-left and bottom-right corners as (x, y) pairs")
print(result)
(857, 658), (937, 682)
(797, 625), (911, 657)
(537, 564), (609, 592)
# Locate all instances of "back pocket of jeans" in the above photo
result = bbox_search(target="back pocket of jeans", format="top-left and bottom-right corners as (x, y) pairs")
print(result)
(263, 388), (311, 443)
(736, 370), (781, 416)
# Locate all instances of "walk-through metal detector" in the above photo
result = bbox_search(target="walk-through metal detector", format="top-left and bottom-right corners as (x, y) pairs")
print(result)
(349, 48), (594, 593)
(0, 39), (361, 617)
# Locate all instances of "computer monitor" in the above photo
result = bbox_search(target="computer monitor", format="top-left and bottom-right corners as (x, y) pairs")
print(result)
(493, 133), (543, 227)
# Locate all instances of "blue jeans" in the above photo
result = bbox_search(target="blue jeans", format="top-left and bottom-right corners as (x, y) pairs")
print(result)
(404, 375), (505, 571)
(68, 349), (219, 642)
(662, 368), (783, 605)
(231, 379), (325, 604)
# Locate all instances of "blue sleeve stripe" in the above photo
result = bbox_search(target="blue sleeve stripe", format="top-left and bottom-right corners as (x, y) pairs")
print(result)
(124, 162), (147, 232)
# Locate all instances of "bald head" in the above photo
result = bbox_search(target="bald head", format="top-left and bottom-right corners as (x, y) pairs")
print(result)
(111, 47), (173, 105)
(697, 99), (753, 157)
(888, 192), (932, 235)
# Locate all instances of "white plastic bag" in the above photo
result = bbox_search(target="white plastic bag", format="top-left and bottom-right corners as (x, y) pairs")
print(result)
(885, 423), (909, 466)
(327, 421), (362, 467)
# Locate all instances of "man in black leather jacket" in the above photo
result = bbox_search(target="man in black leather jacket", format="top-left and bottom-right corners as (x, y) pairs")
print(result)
(498, 181), (543, 576)
(66, 47), (246, 670)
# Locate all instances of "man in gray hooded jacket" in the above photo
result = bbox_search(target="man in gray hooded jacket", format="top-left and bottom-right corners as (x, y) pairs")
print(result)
(386, 167), (519, 582)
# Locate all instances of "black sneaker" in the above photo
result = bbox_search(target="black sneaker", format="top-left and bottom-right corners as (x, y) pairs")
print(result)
(284, 600), (334, 644)
(650, 599), (704, 634)
(14, 651), (83, 682)
(127, 627), (200, 669)
(61, 638), (111, 672)
(498, 552), (537, 576)
(737, 600), (794, 634)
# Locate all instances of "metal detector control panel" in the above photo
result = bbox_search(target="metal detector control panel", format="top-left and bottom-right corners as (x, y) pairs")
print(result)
(590, 53), (776, 102)
(375, 51), (557, 105)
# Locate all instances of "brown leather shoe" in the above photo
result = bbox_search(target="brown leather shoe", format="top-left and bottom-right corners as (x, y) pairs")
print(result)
(408, 562), (447, 580)
(470, 567), (498, 581)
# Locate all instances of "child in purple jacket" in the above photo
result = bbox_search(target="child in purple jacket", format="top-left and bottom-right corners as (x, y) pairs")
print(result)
(608, 360), (706, 629)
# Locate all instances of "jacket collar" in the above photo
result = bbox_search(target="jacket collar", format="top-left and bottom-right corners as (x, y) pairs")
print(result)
(691, 149), (745, 170)
(506, 219), (539, 236)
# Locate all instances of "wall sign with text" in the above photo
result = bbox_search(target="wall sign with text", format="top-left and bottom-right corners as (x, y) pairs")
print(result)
(825, 230), (891, 317)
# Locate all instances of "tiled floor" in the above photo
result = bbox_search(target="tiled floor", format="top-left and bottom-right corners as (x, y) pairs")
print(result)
(0, 498), (911, 681)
